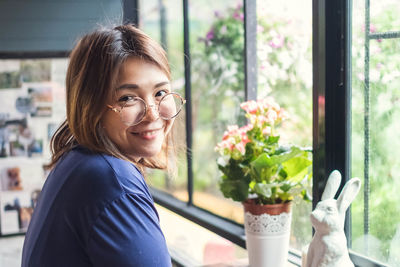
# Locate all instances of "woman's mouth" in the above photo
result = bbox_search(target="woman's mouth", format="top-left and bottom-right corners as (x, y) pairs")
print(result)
(131, 129), (161, 140)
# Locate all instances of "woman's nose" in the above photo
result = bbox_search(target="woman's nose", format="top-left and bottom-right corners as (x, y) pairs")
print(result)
(143, 104), (159, 121)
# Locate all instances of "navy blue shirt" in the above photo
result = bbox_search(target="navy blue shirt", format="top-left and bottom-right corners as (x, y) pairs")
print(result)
(22, 146), (172, 267)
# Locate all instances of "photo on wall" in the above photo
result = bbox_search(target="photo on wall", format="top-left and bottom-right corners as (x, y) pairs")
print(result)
(2, 122), (41, 158)
(0, 71), (21, 89)
(0, 60), (22, 89)
(0, 166), (23, 191)
(0, 190), (38, 235)
(28, 85), (53, 117)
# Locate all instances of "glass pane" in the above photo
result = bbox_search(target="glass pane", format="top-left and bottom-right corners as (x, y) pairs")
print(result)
(370, 0), (400, 32)
(352, 0), (400, 265)
(188, 0), (313, 253)
(257, 0), (313, 251)
(0, 58), (67, 234)
(140, 0), (188, 202)
(190, 1), (246, 223)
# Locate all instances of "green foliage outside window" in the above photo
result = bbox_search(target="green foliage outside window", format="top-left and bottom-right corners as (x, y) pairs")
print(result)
(351, 2), (400, 263)
(192, 2), (313, 249)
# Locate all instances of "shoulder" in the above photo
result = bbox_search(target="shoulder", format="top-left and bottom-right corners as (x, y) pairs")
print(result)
(51, 146), (149, 205)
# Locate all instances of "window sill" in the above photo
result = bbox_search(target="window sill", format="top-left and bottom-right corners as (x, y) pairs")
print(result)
(151, 187), (302, 266)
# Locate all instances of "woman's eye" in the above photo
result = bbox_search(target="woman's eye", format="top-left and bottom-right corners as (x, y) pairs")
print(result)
(117, 95), (134, 103)
(155, 90), (168, 98)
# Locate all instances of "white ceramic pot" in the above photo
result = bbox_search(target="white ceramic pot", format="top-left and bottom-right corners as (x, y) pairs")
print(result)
(243, 201), (292, 267)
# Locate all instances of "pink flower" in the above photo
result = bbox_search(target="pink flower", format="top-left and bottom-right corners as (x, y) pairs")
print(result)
(370, 24), (377, 33)
(216, 123), (252, 157)
(206, 29), (214, 41)
(233, 12), (244, 21)
(222, 127), (234, 140)
(259, 97), (280, 111)
(257, 115), (268, 125)
(266, 109), (278, 123)
(362, 23), (377, 33)
(235, 142), (246, 154)
(240, 124), (253, 133)
(217, 97), (292, 159)
(277, 109), (289, 121)
(269, 35), (284, 49)
(239, 124), (252, 144)
(240, 100), (258, 114)
(257, 25), (264, 33)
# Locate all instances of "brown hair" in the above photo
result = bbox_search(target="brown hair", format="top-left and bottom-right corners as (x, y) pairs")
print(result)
(47, 24), (174, 172)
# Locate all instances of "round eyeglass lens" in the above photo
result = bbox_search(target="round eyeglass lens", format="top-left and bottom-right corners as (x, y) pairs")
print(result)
(120, 98), (146, 126)
(159, 93), (183, 120)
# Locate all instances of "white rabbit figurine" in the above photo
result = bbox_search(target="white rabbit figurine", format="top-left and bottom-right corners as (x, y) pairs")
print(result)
(306, 170), (361, 267)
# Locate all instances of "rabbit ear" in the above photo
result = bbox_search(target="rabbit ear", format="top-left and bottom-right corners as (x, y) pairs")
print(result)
(337, 178), (361, 213)
(321, 170), (342, 200)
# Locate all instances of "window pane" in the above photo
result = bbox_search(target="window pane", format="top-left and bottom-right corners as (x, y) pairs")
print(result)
(190, 1), (246, 223)
(140, 0), (188, 202)
(257, 0), (313, 251)
(188, 0), (313, 252)
(352, 0), (400, 265)
(370, 0), (400, 32)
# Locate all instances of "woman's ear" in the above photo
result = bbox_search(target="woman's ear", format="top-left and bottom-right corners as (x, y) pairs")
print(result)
(321, 170), (342, 200)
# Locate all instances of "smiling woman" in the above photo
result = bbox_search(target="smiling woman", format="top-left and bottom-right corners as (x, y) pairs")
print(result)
(102, 58), (175, 160)
(21, 25), (184, 267)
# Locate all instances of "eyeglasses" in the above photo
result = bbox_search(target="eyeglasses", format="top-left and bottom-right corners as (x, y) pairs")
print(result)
(107, 92), (186, 126)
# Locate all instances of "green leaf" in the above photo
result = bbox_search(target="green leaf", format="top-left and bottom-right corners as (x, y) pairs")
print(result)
(250, 153), (270, 177)
(267, 135), (280, 144)
(251, 146), (304, 171)
(301, 189), (312, 202)
(219, 179), (249, 202)
(253, 183), (273, 198)
(268, 146), (304, 166)
(280, 182), (293, 192)
(282, 154), (312, 183)
(279, 168), (288, 179)
(219, 158), (246, 180)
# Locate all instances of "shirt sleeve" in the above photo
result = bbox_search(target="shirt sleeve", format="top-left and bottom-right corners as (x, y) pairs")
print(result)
(86, 193), (172, 267)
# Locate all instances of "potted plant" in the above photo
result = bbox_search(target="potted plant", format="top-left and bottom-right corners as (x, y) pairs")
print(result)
(215, 97), (312, 267)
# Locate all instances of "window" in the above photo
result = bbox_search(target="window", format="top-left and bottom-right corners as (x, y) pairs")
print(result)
(351, 0), (400, 265)
(142, 1), (314, 262)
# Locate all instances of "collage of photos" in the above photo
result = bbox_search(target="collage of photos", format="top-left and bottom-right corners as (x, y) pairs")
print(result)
(0, 59), (60, 235)
(0, 60), (53, 159)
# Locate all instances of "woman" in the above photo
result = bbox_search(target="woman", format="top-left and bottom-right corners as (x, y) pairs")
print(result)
(21, 24), (185, 267)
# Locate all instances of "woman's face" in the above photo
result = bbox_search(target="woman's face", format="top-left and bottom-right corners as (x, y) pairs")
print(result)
(102, 58), (173, 160)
